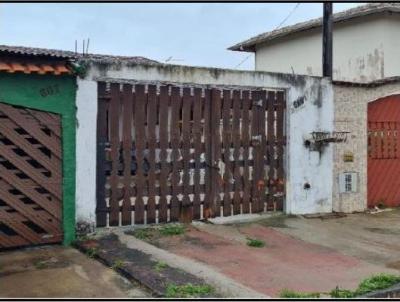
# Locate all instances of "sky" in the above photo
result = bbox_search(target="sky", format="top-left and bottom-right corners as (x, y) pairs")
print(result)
(0, 2), (362, 70)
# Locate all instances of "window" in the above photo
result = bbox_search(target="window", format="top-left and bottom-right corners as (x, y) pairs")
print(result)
(339, 172), (357, 193)
(345, 173), (352, 192)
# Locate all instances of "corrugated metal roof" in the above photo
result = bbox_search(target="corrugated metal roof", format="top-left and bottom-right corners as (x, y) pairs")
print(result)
(229, 3), (400, 52)
(0, 60), (70, 75)
(0, 44), (159, 65)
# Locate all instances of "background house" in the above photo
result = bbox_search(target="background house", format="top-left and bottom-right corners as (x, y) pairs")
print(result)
(230, 3), (400, 212)
(229, 3), (400, 83)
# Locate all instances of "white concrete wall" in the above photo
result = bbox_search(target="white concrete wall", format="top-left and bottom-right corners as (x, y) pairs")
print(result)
(75, 79), (98, 228)
(75, 62), (334, 225)
(255, 13), (400, 82)
(382, 15), (400, 78)
(286, 81), (334, 214)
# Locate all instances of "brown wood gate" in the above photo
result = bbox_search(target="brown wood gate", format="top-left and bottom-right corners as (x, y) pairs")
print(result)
(96, 82), (286, 226)
(0, 102), (62, 249)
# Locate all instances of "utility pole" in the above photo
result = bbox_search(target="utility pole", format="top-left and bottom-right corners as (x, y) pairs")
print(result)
(323, 2), (333, 78)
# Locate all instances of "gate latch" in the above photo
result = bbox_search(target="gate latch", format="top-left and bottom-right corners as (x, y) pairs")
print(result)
(253, 99), (264, 107)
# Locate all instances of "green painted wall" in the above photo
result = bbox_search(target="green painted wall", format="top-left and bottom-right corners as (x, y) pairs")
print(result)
(0, 73), (76, 245)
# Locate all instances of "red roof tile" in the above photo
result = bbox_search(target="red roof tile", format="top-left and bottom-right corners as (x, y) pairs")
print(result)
(0, 60), (71, 75)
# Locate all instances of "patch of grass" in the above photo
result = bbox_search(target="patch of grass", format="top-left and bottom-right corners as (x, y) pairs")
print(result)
(246, 237), (265, 248)
(329, 287), (356, 298)
(112, 259), (125, 270)
(165, 283), (214, 298)
(85, 247), (98, 258)
(154, 261), (168, 272)
(128, 224), (185, 242)
(33, 260), (47, 270)
(281, 274), (400, 299)
(77, 234), (90, 241)
(159, 224), (186, 236)
(356, 273), (400, 295)
(131, 228), (154, 240)
(279, 289), (320, 298)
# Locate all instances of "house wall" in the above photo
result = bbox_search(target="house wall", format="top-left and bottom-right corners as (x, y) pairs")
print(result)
(0, 73), (77, 245)
(333, 82), (400, 213)
(255, 13), (400, 82)
(75, 79), (98, 230)
(75, 62), (334, 227)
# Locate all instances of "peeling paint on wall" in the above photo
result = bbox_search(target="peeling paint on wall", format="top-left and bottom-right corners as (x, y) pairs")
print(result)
(75, 62), (334, 223)
(254, 15), (394, 83)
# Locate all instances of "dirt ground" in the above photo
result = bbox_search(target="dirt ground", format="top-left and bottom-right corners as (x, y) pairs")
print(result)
(0, 245), (150, 298)
(128, 208), (400, 297)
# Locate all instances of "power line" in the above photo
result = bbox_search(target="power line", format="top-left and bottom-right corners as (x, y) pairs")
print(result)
(165, 56), (184, 63)
(275, 3), (300, 30)
(234, 54), (252, 69)
(233, 3), (301, 69)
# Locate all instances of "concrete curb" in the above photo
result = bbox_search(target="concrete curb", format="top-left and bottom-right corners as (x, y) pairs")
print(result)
(73, 240), (163, 297)
(114, 229), (268, 298)
(359, 283), (400, 298)
(206, 211), (284, 225)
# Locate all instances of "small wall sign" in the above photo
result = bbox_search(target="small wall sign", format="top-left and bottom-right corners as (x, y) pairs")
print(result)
(343, 152), (354, 162)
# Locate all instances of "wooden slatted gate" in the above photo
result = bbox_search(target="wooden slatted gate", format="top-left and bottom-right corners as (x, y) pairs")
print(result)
(96, 82), (286, 226)
(0, 102), (62, 249)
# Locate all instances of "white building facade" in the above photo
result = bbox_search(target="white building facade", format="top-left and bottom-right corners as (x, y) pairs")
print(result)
(74, 61), (333, 227)
(230, 3), (400, 83)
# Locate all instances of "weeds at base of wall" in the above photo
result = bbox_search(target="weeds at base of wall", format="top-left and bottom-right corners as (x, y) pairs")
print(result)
(125, 224), (186, 242)
(85, 247), (99, 259)
(111, 259), (125, 271)
(154, 261), (168, 272)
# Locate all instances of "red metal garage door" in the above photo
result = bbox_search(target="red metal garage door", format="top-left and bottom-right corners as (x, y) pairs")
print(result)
(368, 95), (400, 208)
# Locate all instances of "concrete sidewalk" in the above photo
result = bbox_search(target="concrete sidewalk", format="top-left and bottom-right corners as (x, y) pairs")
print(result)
(276, 208), (400, 268)
(0, 245), (150, 298)
(113, 209), (400, 297)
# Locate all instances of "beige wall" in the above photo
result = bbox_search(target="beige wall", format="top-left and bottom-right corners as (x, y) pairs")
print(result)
(333, 82), (400, 213)
(255, 13), (400, 82)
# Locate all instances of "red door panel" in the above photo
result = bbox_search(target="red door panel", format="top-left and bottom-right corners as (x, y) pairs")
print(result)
(368, 95), (400, 207)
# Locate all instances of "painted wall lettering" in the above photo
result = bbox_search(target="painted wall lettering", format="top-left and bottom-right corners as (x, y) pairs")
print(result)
(40, 84), (60, 98)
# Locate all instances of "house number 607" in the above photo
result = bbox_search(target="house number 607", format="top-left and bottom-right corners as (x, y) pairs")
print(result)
(40, 85), (60, 98)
